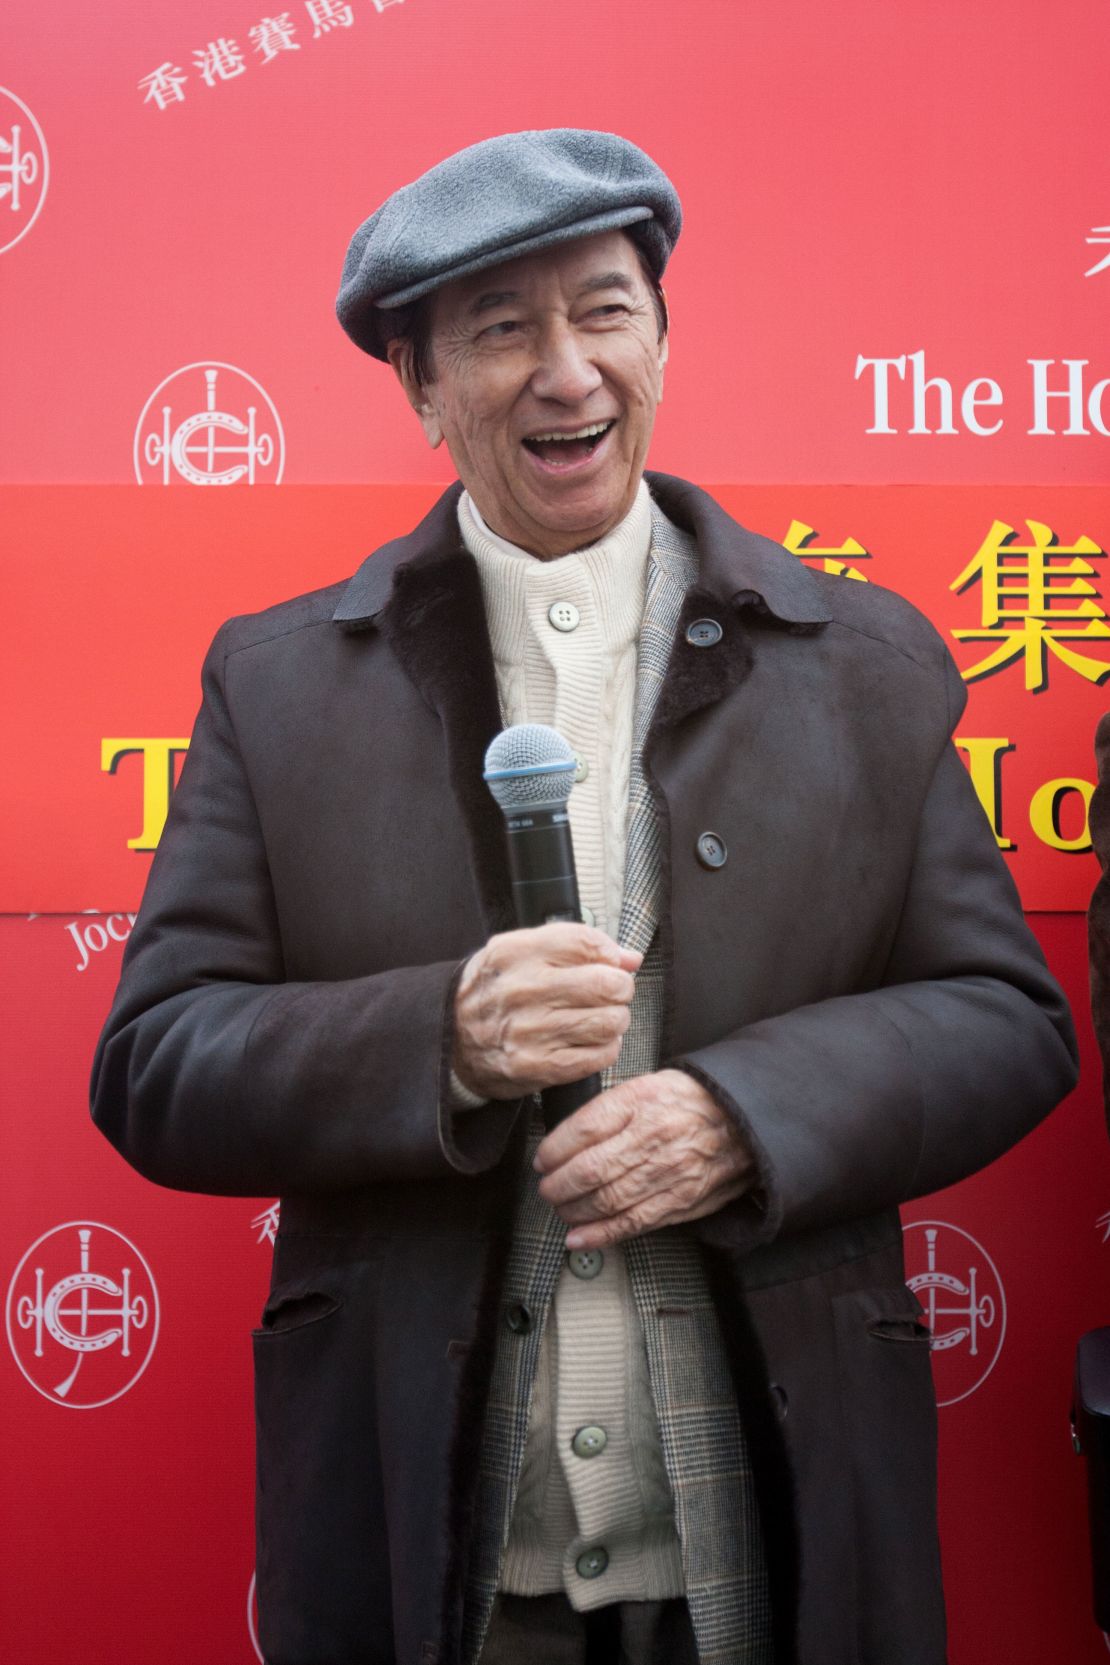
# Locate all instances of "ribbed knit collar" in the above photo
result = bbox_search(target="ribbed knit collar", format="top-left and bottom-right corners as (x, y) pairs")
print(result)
(457, 482), (653, 665)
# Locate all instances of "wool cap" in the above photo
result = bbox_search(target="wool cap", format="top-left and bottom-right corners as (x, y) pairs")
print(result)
(336, 128), (681, 361)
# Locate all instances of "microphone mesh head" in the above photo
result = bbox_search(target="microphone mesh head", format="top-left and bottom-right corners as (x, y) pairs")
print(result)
(484, 724), (577, 810)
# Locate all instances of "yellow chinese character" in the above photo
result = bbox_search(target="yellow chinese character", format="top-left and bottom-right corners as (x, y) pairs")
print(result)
(950, 519), (1110, 691)
(782, 521), (870, 582)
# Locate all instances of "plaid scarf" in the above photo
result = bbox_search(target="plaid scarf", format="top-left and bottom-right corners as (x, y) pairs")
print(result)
(462, 502), (772, 1665)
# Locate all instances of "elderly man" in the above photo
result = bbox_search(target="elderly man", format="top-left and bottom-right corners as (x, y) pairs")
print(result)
(92, 131), (1077, 1665)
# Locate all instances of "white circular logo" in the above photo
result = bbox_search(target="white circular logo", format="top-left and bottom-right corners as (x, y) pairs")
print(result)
(248, 1571), (263, 1661)
(134, 362), (285, 485)
(0, 87), (48, 255)
(6, 1221), (160, 1408)
(903, 1218), (1006, 1406)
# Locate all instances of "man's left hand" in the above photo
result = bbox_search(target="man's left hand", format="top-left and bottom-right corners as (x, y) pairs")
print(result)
(533, 1068), (757, 1249)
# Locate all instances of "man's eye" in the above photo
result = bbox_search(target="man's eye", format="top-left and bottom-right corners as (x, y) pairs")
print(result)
(480, 319), (522, 339)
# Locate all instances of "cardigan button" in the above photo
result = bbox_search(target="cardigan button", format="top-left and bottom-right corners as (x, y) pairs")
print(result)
(547, 600), (580, 633)
(696, 831), (727, 869)
(571, 1424), (608, 1459)
(686, 617), (723, 647)
(575, 1547), (610, 1579)
(567, 1248), (604, 1280)
(504, 1302), (532, 1335)
(573, 751), (589, 783)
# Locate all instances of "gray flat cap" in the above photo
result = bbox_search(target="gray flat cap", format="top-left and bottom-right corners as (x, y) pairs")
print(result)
(336, 128), (681, 361)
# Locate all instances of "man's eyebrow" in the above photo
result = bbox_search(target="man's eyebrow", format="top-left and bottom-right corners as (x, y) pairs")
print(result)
(465, 271), (637, 318)
(467, 289), (522, 317)
(577, 271), (636, 297)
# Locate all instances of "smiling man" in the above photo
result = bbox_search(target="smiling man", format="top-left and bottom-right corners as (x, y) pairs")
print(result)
(92, 131), (1077, 1665)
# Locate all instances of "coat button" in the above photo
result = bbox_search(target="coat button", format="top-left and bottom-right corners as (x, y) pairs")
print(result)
(504, 1303), (532, 1335)
(567, 1248), (604, 1280)
(575, 1547), (609, 1579)
(685, 617), (723, 647)
(696, 831), (727, 869)
(769, 1382), (788, 1421)
(571, 1424), (608, 1459)
(548, 600), (580, 633)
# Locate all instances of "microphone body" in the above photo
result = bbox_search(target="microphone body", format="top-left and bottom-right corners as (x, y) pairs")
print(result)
(484, 725), (602, 1129)
(501, 804), (582, 929)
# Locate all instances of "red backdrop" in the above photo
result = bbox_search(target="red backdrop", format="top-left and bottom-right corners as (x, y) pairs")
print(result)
(2, 1), (1109, 1660)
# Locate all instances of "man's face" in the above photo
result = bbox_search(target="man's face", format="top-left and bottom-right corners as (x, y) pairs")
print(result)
(388, 230), (667, 559)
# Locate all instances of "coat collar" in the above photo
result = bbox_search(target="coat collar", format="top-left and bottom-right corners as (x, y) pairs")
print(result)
(332, 483), (467, 626)
(644, 472), (831, 628)
(328, 475), (831, 946)
(331, 473), (832, 631)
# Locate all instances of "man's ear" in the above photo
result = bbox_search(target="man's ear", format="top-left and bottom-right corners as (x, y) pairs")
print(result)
(385, 339), (443, 449)
(656, 333), (669, 402)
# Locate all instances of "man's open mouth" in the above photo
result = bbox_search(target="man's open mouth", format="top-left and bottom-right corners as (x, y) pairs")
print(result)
(521, 420), (615, 466)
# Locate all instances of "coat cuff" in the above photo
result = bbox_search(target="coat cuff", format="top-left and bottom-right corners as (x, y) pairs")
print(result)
(671, 1057), (780, 1253)
(436, 958), (525, 1174)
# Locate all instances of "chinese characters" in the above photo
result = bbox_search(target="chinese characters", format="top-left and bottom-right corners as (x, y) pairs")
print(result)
(141, 0), (406, 107)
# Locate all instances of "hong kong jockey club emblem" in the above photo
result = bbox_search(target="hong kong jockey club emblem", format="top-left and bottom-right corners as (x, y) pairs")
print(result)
(903, 1218), (1006, 1406)
(134, 362), (285, 485)
(0, 87), (48, 255)
(5, 1222), (159, 1408)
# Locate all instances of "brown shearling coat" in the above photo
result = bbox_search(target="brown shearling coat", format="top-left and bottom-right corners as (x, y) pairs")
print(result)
(92, 474), (1078, 1665)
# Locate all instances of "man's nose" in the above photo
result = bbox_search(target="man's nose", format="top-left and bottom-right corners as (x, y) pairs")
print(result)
(529, 323), (603, 403)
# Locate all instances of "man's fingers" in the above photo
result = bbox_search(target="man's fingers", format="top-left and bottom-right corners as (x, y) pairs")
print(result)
(492, 1000), (629, 1073)
(536, 1130), (644, 1208)
(497, 923), (641, 972)
(561, 1176), (751, 1251)
(502, 961), (637, 1012)
(452, 927), (644, 1099)
(533, 1086), (635, 1173)
(547, 1150), (725, 1223)
(534, 1068), (758, 1232)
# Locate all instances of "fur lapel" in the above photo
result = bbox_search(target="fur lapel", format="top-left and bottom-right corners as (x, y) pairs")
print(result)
(381, 553), (516, 937)
(642, 472), (828, 744)
(650, 583), (757, 738)
(335, 485), (516, 938)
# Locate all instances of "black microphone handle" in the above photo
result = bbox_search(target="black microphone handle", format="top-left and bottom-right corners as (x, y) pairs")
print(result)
(502, 806), (602, 1130)
(542, 1074), (602, 1129)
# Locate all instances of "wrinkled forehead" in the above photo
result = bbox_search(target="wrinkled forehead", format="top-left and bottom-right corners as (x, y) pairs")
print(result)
(427, 228), (648, 327)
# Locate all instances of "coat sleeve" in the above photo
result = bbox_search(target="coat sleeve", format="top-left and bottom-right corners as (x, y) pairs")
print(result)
(679, 655), (1079, 1251)
(90, 622), (519, 1197)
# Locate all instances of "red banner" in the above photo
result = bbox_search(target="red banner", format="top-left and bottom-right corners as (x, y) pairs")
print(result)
(2, 483), (1104, 912)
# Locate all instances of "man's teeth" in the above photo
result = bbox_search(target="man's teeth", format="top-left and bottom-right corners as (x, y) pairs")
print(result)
(527, 422), (612, 443)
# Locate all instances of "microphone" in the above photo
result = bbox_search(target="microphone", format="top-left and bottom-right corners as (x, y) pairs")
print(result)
(483, 724), (601, 1129)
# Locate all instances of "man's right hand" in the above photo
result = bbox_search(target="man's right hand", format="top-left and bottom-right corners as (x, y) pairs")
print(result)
(452, 924), (642, 1101)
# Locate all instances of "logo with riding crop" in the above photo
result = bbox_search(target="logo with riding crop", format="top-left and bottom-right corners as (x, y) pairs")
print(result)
(0, 87), (48, 254)
(134, 362), (285, 484)
(903, 1218), (1006, 1405)
(6, 1221), (159, 1407)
